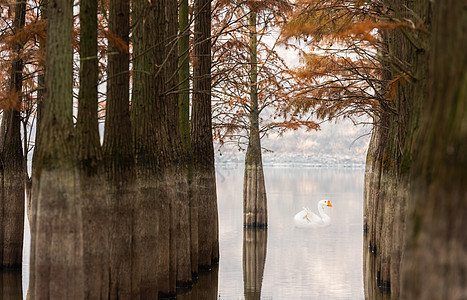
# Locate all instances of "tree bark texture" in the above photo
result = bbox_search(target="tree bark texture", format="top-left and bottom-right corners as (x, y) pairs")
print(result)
(131, 0), (164, 297)
(0, 0), (26, 269)
(243, 9), (267, 228)
(29, 0), (84, 297)
(178, 0), (198, 280)
(132, 0), (191, 295)
(192, 0), (219, 270)
(0, 270), (22, 299)
(27, 4), (46, 298)
(401, 0), (467, 298)
(104, 0), (136, 298)
(77, 0), (108, 298)
(362, 0), (467, 298)
(243, 228), (267, 300)
(165, 0), (193, 289)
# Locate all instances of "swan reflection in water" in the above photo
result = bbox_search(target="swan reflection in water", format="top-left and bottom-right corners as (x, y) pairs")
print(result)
(294, 200), (333, 228)
(243, 228), (267, 300)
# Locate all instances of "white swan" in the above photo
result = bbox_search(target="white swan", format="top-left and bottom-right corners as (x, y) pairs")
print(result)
(294, 200), (333, 228)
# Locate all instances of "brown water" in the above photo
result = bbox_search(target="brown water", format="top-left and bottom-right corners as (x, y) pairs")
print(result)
(16, 165), (366, 299)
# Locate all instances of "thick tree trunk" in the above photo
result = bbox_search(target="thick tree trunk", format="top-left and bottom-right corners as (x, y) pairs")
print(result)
(104, 0), (136, 298)
(0, 0), (26, 269)
(362, 1), (429, 295)
(243, 228), (267, 300)
(362, 1), (466, 298)
(192, 0), (219, 270)
(77, 0), (108, 297)
(131, 1), (162, 297)
(29, 0), (84, 297)
(401, 0), (467, 298)
(132, 0), (186, 296)
(243, 9), (267, 228)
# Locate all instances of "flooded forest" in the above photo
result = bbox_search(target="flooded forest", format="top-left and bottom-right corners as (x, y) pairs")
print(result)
(0, 0), (465, 299)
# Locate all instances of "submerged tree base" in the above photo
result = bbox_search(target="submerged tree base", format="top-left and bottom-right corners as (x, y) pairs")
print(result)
(243, 163), (268, 228)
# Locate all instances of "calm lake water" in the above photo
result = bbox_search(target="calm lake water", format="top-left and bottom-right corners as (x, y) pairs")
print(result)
(15, 165), (365, 299)
(216, 166), (365, 299)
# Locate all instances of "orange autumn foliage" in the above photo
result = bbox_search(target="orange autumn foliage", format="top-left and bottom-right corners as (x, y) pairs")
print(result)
(212, 0), (323, 149)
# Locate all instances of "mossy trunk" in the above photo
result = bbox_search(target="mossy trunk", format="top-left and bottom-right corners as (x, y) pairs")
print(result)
(77, 0), (108, 297)
(243, 9), (267, 228)
(0, 0), (26, 269)
(104, 0), (136, 298)
(192, 0), (219, 270)
(243, 228), (267, 300)
(401, 0), (467, 298)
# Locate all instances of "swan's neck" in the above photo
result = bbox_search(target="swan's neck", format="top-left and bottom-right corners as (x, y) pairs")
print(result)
(318, 205), (328, 218)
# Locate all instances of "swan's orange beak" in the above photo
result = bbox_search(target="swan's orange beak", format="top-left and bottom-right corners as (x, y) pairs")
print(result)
(327, 200), (333, 207)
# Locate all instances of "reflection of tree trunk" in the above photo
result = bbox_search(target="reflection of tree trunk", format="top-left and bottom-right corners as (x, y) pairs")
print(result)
(177, 265), (219, 300)
(0, 270), (21, 300)
(243, 228), (267, 300)
(243, 9), (267, 228)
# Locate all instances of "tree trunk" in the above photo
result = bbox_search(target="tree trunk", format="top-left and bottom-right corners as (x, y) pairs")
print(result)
(131, 1), (161, 297)
(401, 0), (467, 298)
(179, 0), (199, 280)
(132, 0), (183, 296)
(243, 228), (267, 300)
(28, 3), (46, 298)
(77, 0), (108, 297)
(243, 9), (267, 228)
(30, 0), (84, 297)
(192, 0), (219, 270)
(166, 0), (193, 289)
(104, 0), (136, 298)
(0, 0), (26, 269)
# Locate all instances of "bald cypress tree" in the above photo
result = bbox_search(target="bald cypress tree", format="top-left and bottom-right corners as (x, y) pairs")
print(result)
(76, 0), (108, 297)
(30, 0), (84, 297)
(103, 0), (136, 297)
(0, 0), (25, 269)
(192, 0), (219, 270)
